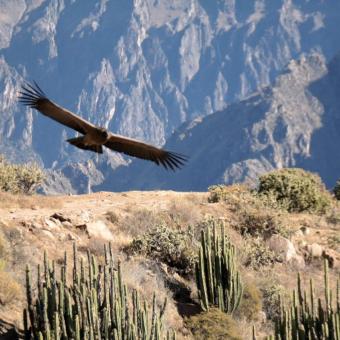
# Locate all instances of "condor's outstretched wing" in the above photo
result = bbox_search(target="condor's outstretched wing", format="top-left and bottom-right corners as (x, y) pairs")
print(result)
(18, 82), (95, 135)
(104, 134), (188, 170)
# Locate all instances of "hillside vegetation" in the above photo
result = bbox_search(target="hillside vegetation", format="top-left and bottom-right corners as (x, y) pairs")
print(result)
(0, 164), (339, 338)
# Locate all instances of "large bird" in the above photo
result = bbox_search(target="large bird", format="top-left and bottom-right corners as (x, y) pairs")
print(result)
(18, 82), (187, 170)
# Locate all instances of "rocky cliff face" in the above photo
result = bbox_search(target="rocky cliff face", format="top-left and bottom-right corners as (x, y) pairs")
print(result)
(104, 52), (340, 191)
(1, 1), (340, 192)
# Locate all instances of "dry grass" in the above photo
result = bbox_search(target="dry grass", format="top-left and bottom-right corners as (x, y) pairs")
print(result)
(105, 210), (119, 224)
(185, 308), (242, 340)
(0, 191), (63, 209)
(236, 281), (263, 322)
(0, 271), (22, 306)
(119, 208), (165, 237)
(120, 258), (187, 336)
(167, 197), (203, 227)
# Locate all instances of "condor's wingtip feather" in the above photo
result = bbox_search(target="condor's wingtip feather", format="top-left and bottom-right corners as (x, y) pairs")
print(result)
(18, 81), (47, 108)
(162, 151), (188, 171)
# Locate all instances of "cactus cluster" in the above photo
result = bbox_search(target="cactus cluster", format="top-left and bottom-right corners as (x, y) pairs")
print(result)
(24, 243), (175, 340)
(264, 259), (339, 340)
(195, 220), (243, 313)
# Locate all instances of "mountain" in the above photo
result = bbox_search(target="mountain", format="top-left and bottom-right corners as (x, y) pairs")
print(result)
(103, 52), (340, 191)
(1, 0), (340, 192)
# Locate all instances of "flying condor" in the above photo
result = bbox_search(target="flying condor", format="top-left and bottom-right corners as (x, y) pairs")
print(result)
(18, 82), (187, 170)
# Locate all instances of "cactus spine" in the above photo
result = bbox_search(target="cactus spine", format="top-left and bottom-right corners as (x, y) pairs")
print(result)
(195, 220), (243, 314)
(24, 243), (174, 339)
(269, 259), (340, 340)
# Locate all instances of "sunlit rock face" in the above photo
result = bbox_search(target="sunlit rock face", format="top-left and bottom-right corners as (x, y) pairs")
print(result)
(105, 52), (340, 191)
(1, 1), (340, 193)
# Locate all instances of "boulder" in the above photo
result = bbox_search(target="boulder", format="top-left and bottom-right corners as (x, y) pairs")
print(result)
(306, 243), (323, 258)
(81, 220), (114, 241)
(43, 217), (61, 230)
(266, 235), (304, 268)
(266, 235), (297, 262)
(51, 212), (71, 223)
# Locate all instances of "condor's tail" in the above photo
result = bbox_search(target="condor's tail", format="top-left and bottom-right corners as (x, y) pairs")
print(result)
(67, 137), (103, 154)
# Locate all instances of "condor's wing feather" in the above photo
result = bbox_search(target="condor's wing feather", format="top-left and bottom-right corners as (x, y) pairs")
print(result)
(104, 133), (188, 170)
(18, 82), (95, 135)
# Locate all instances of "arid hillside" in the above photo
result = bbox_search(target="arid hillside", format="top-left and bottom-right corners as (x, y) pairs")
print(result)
(0, 183), (339, 339)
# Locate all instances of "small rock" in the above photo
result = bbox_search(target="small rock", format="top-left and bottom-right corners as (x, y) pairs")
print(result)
(31, 205), (39, 210)
(259, 311), (267, 323)
(300, 226), (310, 235)
(298, 240), (307, 248)
(322, 249), (340, 269)
(50, 217), (62, 227)
(79, 211), (91, 223)
(306, 243), (323, 258)
(62, 221), (73, 229)
(41, 230), (54, 239)
(51, 212), (71, 223)
(294, 230), (304, 238)
(44, 218), (60, 230)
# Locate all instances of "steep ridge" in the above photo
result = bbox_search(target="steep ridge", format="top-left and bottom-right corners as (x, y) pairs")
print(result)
(1, 1), (340, 192)
(104, 52), (340, 190)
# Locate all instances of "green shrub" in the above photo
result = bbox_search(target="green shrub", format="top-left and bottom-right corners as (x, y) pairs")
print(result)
(0, 155), (45, 194)
(208, 184), (232, 203)
(208, 184), (259, 207)
(333, 179), (340, 200)
(261, 283), (289, 321)
(124, 225), (197, 275)
(185, 308), (242, 340)
(236, 282), (262, 321)
(257, 168), (331, 214)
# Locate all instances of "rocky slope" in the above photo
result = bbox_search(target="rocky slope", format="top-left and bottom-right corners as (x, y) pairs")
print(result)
(0, 189), (339, 338)
(107, 51), (340, 191)
(1, 1), (340, 192)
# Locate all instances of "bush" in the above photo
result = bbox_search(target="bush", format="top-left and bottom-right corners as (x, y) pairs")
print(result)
(333, 179), (340, 200)
(242, 236), (279, 269)
(234, 204), (290, 238)
(208, 184), (259, 207)
(261, 283), (289, 321)
(124, 225), (197, 275)
(186, 308), (242, 340)
(0, 155), (45, 194)
(105, 210), (119, 224)
(257, 168), (331, 214)
(236, 282), (262, 321)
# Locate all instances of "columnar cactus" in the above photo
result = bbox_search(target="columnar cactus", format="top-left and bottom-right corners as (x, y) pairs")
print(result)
(23, 243), (174, 340)
(195, 220), (243, 314)
(268, 259), (340, 340)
